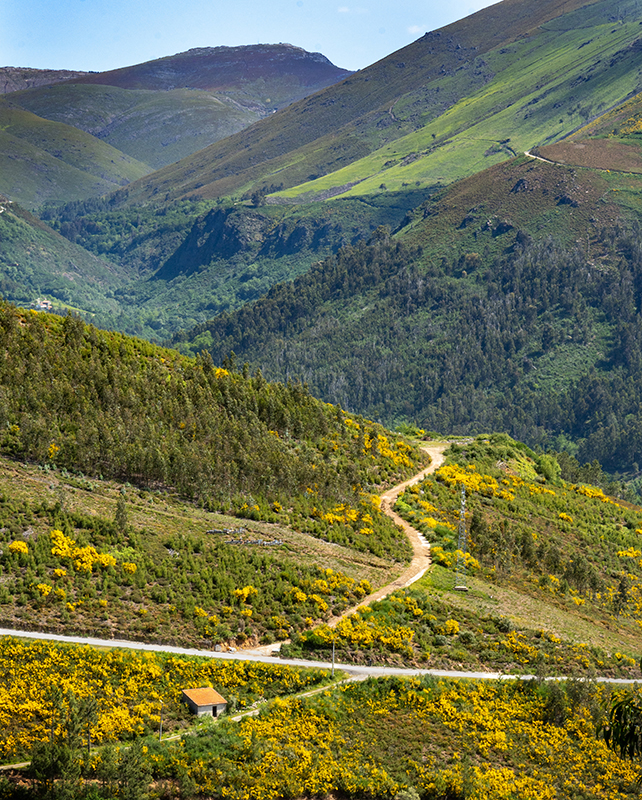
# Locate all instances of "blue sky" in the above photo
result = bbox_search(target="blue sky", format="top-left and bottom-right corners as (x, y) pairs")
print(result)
(3, 0), (498, 73)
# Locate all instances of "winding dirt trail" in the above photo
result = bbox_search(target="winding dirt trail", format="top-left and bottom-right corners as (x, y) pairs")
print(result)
(327, 442), (448, 627)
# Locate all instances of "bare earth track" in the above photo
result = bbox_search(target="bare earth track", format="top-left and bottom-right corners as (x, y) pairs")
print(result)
(327, 442), (447, 626)
(0, 441), (638, 685)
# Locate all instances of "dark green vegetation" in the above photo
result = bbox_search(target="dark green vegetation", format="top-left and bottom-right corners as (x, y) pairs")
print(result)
(0, 302), (422, 644)
(603, 687), (642, 771)
(0, 197), (126, 320)
(285, 434), (642, 676)
(172, 152), (642, 473)
(0, 303), (421, 503)
(39, 189), (431, 339)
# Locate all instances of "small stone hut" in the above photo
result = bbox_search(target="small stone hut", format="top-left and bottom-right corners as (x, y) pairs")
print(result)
(181, 687), (228, 717)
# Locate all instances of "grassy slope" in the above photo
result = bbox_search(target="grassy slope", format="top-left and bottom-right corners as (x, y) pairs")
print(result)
(10, 45), (352, 171)
(416, 436), (642, 667)
(0, 198), (127, 317)
(0, 453), (402, 649)
(277, 2), (642, 200)
(119, 0), (620, 205)
(0, 99), (151, 209)
(286, 434), (642, 678)
(0, 302), (426, 648)
(13, 85), (282, 171)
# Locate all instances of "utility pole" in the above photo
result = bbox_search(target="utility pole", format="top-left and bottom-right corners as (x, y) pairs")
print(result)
(331, 638), (335, 678)
(454, 486), (469, 592)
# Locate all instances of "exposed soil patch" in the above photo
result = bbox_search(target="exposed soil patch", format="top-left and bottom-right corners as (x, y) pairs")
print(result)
(540, 139), (642, 173)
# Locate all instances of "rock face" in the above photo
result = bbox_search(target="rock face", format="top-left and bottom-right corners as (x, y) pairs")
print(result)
(0, 67), (90, 94)
(153, 206), (348, 281)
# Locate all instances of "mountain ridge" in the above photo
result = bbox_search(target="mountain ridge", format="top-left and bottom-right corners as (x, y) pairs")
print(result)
(65, 43), (352, 93)
(4, 44), (353, 197)
(117, 0), (612, 205)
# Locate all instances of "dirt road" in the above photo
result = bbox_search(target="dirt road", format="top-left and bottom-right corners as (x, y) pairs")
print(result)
(327, 442), (448, 626)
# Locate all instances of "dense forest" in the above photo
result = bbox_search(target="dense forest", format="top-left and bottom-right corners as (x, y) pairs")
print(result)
(0, 303), (422, 506)
(174, 225), (642, 474)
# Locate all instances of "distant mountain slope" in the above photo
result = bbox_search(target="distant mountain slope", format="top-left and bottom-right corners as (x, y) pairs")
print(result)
(11, 84), (261, 170)
(43, 189), (432, 340)
(0, 196), (127, 320)
(11, 45), (352, 170)
(172, 155), (642, 473)
(0, 98), (151, 208)
(277, 1), (642, 200)
(69, 44), (351, 94)
(0, 67), (89, 94)
(120, 0), (630, 205)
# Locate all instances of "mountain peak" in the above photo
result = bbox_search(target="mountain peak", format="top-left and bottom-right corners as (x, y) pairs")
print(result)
(68, 44), (352, 92)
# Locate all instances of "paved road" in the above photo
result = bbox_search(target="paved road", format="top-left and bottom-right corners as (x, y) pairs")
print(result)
(1, 440), (638, 685)
(0, 627), (637, 684)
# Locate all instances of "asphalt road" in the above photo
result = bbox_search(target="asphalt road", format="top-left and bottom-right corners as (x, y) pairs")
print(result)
(0, 627), (637, 684)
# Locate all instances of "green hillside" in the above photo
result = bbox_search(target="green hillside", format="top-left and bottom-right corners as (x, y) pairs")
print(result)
(119, 0), (638, 205)
(43, 189), (432, 339)
(288, 434), (642, 675)
(0, 98), (151, 209)
(26, 0), (642, 341)
(0, 196), (128, 319)
(172, 157), (642, 474)
(0, 452), (402, 649)
(0, 303), (422, 502)
(277, 0), (642, 201)
(11, 85), (258, 170)
(0, 301), (425, 648)
(10, 44), (352, 170)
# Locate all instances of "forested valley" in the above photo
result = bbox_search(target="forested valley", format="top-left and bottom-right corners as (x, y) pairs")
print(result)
(173, 223), (642, 477)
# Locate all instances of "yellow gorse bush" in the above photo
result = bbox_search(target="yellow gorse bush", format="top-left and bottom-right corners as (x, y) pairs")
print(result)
(50, 529), (117, 573)
(570, 483), (619, 506)
(0, 637), (329, 761)
(152, 676), (640, 800)
(436, 464), (515, 501)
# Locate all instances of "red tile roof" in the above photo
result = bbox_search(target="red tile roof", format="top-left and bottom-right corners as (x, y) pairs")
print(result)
(182, 687), (227, 706)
